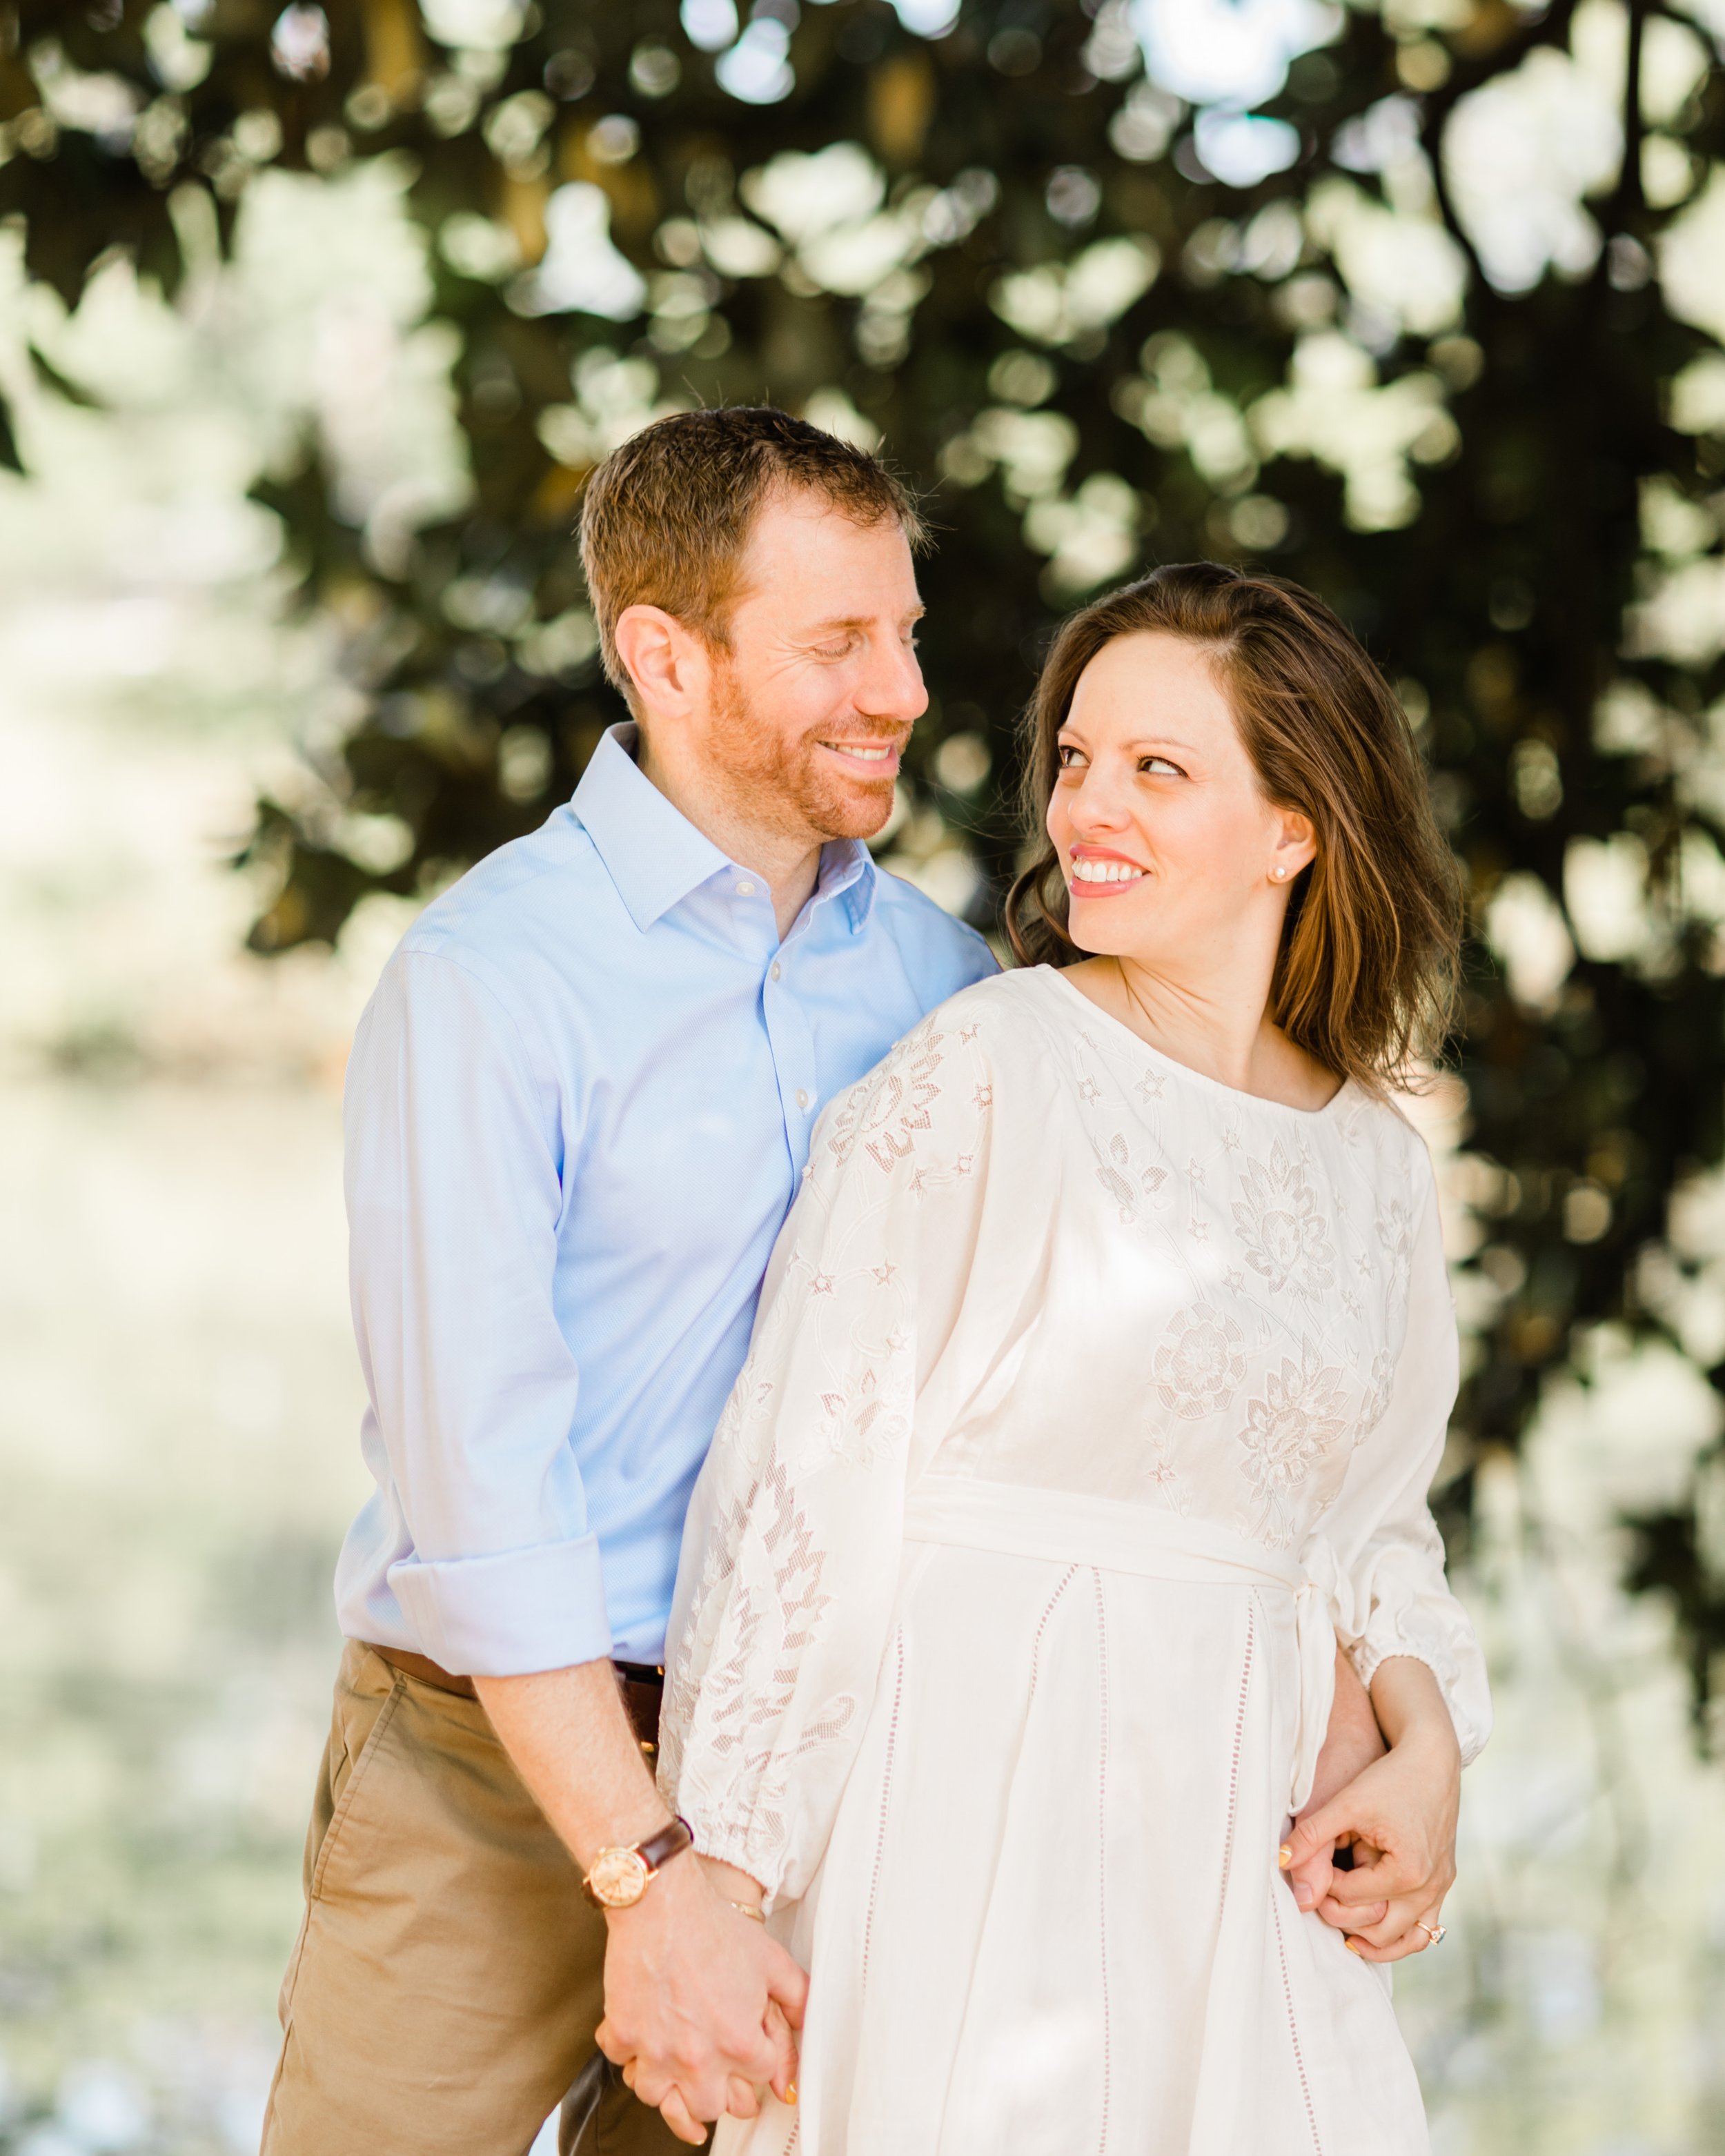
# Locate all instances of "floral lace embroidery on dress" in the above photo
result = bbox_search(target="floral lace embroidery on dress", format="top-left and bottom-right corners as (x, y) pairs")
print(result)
(1155, 1304), (1247, 1420)
(1236, 1338), (1351, 1550)
(1232, 1141), (1339, 1302)
(826, 1023), (947, 1176)
(1056, 1013), (1420, 1547)
(1094, 1128), (1169, 1223)
(659, 1013), (994, 1890)
(1023, 982), (1481, 1754)
(656, 1450), (855, 1884)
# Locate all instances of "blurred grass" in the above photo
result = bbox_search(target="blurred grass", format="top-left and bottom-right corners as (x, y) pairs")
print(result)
(0, 1081), (366, 2153)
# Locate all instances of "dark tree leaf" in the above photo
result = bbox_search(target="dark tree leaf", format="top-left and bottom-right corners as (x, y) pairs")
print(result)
(7, 0), (1725, 1728)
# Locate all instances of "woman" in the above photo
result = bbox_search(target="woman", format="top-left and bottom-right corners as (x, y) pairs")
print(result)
(657, 564), (1490, 2153)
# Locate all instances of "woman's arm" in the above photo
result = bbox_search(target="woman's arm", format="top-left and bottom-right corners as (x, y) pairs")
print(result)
(700, 1854), (769, 1912)
(1281, 1140), (1488, 1956)
(1281, 1656), (1461, 1959)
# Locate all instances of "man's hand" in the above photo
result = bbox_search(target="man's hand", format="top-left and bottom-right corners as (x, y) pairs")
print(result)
(1285, 1645), (1389, 1931)
(1280, 1656), (1461, 1963)
(473, 1661), (809, 2144)
(600, 1852), (806, 2145)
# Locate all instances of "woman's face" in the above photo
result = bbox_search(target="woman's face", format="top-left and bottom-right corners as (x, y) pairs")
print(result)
(1046, 631), (1314, 971)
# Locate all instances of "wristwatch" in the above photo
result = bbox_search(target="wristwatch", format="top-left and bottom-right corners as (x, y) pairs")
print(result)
(581, 1816), (694, 1910)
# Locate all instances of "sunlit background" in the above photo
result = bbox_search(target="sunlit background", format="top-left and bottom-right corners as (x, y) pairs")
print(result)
(3, 0), (1725, 2150)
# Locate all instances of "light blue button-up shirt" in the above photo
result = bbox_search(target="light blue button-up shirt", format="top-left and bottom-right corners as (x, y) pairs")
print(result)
(333, 724), (996, 1672)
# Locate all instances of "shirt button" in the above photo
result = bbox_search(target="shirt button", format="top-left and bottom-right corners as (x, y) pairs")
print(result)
(770, 961), (782, 982)
(736, 880), (756, 898)
(796, 1088), (810, 1111)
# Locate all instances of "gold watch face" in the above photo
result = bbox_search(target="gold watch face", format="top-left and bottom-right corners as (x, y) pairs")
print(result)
(586, 1846), (651, 1908)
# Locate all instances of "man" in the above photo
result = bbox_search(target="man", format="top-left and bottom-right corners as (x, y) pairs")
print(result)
(261, 409), (995, 2156)
(262, 406), (1423, 2155)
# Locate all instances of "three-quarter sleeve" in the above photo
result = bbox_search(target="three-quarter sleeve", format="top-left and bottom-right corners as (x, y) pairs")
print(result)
(1319, 1141), (1492, 1766)
(658, 1008), (997, 1903)
(342, 949), (613, 1674)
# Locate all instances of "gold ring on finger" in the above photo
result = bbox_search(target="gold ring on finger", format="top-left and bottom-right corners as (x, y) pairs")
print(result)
(1417, 1921), (1446, 1946)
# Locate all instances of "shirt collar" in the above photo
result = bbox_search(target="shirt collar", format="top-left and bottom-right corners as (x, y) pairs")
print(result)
(571, 720), (881, 938)
(571, 724), (730, 933)
(816, 837), (878, 936)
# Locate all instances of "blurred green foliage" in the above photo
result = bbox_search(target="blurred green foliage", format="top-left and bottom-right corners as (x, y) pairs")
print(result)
(6, 0), (1725, 1725)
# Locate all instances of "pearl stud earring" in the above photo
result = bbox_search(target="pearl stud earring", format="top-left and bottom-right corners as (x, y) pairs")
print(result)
(1272, 865), (1287, 880)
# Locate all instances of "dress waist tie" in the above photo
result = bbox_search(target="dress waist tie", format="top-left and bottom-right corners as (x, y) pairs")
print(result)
(901, 1475), (1344, 1814)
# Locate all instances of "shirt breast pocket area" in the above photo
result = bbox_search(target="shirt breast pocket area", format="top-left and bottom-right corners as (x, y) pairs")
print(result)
(575, 1094), (787, 1267)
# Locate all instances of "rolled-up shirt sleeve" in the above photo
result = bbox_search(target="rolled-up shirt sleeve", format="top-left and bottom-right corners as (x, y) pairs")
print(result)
(344, 948), (611, 1675)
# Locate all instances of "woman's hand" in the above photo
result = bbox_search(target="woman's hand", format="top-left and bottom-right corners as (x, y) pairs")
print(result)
(1280, 1655), (1460, 1962)
(1284, 1645), (1389, 1929)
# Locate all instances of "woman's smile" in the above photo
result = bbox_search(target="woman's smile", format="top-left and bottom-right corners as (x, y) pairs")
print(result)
(1069, 844), (1149, 892)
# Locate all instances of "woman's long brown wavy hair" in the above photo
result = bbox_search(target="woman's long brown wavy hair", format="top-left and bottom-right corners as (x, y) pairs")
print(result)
(1005, 562), (1461, 1092)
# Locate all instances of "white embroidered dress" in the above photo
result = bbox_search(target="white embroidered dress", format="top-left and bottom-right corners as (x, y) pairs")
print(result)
(660, 968), (1490, 2156)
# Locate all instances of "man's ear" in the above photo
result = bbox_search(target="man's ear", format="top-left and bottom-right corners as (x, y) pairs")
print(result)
(613, 604), (702, 719)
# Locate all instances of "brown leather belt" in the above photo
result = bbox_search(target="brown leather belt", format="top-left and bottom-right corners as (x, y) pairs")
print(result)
(364, 1644), (664, 1754)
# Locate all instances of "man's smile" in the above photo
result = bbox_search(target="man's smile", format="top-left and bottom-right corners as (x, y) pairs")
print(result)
(817, 738), (903, 778)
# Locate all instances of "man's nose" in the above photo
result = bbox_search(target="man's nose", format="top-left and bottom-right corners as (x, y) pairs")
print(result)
(858, 631), (928, 726)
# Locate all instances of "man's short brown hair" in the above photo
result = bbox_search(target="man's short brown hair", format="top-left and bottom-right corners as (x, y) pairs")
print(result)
(578, 406), (926, 698)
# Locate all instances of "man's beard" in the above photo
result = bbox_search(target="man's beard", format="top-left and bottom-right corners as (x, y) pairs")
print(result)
(706, 659), (903, 843)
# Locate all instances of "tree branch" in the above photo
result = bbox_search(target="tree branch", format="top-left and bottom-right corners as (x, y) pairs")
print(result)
(1417, 0), (1585, 293)
(1610, 0), (1648, 229)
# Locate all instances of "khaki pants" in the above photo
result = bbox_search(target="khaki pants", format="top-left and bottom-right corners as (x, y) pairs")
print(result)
(262, 1642), (680, 2156)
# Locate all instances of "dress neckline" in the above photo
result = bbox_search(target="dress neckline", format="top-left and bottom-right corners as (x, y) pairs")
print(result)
(1035, 965), (1353, 1125)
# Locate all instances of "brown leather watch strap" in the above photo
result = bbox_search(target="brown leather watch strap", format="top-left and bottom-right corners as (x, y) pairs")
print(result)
(636, 1814), (693, 1877)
